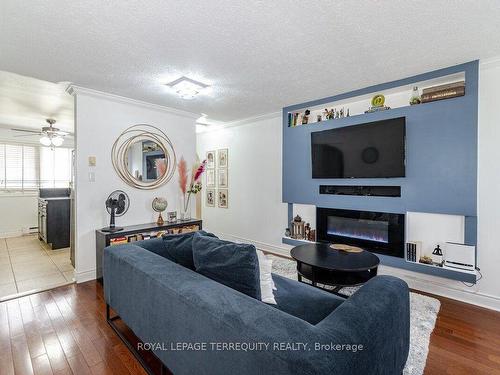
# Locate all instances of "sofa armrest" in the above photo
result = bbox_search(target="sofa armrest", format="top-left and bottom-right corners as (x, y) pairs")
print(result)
(315, 275), (410, 375)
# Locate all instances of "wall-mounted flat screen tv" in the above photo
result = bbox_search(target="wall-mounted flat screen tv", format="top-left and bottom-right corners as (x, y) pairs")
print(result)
(311, 117), (406, 178)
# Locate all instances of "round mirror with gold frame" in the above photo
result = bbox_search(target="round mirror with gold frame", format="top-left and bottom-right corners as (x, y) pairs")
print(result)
(111, 124), (176, 189)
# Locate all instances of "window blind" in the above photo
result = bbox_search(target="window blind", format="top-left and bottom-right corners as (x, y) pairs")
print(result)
(0, 143), (72, 191)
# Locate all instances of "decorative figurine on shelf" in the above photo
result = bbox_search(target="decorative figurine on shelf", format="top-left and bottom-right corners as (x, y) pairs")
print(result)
(346, 108), (350, 117)
(285, 228), (291, 237)
(317, 114), (322, 122)
(308, 229), (316, 242)
(302, 109), (310, 125)
(432, 244), (444, 265)
(340, 108), (344, 118)
(324, 108), (334, 120)
(304, 223), (311, 241)
(291, 215), (305, 240)
(409, 86), (422, 105)
(419, 255), (433, 265)
(335, 109), (340, 119)
(152, 197), (168, 225)
(365, 93), (391, 113)
(371, 94), (385, 107)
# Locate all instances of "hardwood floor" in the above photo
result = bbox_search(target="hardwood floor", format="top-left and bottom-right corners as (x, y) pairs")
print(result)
(1, 281), (499, 375)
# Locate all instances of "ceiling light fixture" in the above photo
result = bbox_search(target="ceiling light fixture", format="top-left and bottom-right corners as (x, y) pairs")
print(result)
(37, 119), (65, 148)
(165, 76), (210, 100)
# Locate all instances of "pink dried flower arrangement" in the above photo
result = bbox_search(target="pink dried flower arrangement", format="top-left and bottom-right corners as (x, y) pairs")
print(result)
(178, 158), (207, 216)
(178, 157), (188, 195)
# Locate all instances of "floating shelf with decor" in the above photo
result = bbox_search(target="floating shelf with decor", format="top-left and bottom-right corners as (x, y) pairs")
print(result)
(286, 72), (466, 128)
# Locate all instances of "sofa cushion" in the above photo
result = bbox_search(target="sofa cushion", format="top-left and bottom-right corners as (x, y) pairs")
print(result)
(161, 230), (217, 269)
(192, 234), (261, 300)
(256, 250), (277, 304)
(271, 274), (345, 324)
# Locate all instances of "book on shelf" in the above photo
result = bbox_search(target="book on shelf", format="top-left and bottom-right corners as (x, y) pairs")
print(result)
(365, 106), (390, 114)
(405, 241), (422, 263)
(287, 112), (303, 127)
(110, 236), (128, 246)
(422, 81), (465, 95)
(421, 86), (465, 103)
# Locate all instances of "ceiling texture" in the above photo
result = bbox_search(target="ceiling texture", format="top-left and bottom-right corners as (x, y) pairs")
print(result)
(0, 71), (73, 135)
(1, 0), (500, 123)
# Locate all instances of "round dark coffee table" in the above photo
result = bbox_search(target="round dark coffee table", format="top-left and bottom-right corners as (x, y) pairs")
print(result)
(290, 243), (380, 293)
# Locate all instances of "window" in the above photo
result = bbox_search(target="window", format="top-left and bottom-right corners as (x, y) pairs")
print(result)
(40, 147), (73, 188)
(0, 143), (73, 192)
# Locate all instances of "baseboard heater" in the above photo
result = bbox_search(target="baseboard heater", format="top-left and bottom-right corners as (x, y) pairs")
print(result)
(319, 185), (401, 197)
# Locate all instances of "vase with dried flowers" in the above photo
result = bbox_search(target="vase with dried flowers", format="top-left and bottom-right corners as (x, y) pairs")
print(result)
(178, 157), (206, 220)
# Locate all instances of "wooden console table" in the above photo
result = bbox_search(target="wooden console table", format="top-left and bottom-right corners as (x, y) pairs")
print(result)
(95, 219), (202, 281)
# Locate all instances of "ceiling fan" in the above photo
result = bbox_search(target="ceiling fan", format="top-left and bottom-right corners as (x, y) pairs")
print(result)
(11, 119), (72, 147)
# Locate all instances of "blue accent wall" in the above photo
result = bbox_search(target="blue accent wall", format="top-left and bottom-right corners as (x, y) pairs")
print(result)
(282, 61), (478, 244)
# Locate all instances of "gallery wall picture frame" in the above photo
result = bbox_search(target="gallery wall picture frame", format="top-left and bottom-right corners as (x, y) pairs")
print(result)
(218, 148), (228, 168)
(206, 189), (215, 207)
(206, 150), (216, 169)
(206, 169), (215, 187)
(218, 168), (228, 188)
(218, 189), (228, 208)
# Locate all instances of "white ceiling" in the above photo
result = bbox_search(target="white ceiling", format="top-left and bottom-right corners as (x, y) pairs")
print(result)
(0, 71), (73, 136)
(1, 1), (500, 122)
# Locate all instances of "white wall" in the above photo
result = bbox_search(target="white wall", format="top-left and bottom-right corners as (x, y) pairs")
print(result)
(0, 194), (38, 237)
(196, 60), (500, 311)
(476, 58), (500, 302)
(196, 116), (288, 251)
(73, 89), (197, 282)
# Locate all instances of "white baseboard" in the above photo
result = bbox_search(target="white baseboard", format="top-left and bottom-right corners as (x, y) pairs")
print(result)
(216, 232), (500, 312)
(75, 268), (97, 283)
(0, 230), (24, 238)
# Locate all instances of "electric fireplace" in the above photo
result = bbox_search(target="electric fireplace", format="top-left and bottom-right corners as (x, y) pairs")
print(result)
(317, 207), (405, 258)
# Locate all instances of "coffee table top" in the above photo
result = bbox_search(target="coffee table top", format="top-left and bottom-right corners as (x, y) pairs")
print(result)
(290, 243), (380, 272)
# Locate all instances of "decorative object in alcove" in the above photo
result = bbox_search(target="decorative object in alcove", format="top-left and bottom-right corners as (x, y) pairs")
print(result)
(101, 190), (130, 233)
(301, 109), (310, 124)
(111, 124), (176, 190)
(206, 189), (215, 207)
(371, 94), (385, 107)
(218, 149), (228, 168)
(218, 189), (228, 208)
(152, 197), (168, 225)
(366, 94), (391, 113)
(432, 244), (444, 265)
(290, 215), (305, 240)
(178, 157), (206, 220)
(409, 86), (422, 105)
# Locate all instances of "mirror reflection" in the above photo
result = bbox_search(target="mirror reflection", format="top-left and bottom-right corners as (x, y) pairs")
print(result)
(127, 140), (167, 181)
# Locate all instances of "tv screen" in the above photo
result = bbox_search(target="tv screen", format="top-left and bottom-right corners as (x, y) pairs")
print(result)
(311, 117), (406, 178)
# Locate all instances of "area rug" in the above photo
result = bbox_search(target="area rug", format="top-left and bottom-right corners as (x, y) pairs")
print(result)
(269, 255), (441, 375)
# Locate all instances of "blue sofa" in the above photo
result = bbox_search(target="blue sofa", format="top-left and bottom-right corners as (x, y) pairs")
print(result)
(104, 237), (410, 375)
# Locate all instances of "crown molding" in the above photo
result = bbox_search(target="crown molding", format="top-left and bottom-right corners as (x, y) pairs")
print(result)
(223, 111), (281, 128)
(66, 85), (200, 119)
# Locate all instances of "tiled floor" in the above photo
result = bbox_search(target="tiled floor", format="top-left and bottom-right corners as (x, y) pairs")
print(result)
(0, 234), (74, 300)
